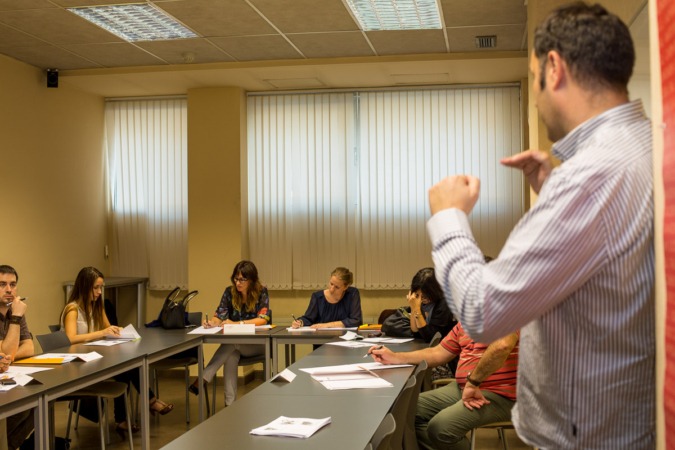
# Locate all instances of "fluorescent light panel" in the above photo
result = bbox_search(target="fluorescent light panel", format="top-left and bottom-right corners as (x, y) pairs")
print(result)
(345, 0), (442, 31)
(68, 3), (197, 42)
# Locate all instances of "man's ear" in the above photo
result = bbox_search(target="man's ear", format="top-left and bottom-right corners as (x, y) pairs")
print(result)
(546, 50), (567, 90)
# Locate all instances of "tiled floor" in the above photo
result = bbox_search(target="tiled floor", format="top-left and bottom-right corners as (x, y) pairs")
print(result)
(51, 372), (533, 449)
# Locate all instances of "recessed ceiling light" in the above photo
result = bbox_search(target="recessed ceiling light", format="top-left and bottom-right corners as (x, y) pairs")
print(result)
(68, 3), (198, 42)
(344, 0), (442, 31)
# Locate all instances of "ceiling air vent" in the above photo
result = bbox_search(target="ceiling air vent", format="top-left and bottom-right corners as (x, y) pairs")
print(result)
(475, 35), (497, 49)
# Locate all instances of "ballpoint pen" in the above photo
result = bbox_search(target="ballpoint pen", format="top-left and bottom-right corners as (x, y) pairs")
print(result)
(363, 345), (384, 358)
(5, 297), (27, 307)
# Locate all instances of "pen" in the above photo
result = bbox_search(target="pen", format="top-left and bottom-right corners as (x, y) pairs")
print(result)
(357, 365), (381, 378)
(363, 345), (384, 358)
(5, 297), (27, 307)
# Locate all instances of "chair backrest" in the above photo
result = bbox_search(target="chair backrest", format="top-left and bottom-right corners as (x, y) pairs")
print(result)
(422, 334), (438, 391)
(36, 331), (72, 352)
(370, 413), (396, 450)
(404, 360), (428, 450)
(186, 311), (202, 327)
(388, 375), (416, 450)
(378, 309), (397, 324)
(428, 332), (442, 347)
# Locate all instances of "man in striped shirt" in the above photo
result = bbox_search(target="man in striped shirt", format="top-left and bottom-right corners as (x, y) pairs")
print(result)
(427, 3), (654, 449)
(370, 323), (519, 449)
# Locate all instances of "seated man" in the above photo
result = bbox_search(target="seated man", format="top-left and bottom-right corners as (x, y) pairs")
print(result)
(370, 322), (518, 450)
(0, 265), (35, 449)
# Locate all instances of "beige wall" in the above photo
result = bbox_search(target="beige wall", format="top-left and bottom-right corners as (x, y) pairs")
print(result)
(0, 54), (106, 342)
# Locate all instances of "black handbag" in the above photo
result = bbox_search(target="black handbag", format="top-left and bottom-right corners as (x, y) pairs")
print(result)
(159, 287), (199, 329)
(381, 306), (414, 337)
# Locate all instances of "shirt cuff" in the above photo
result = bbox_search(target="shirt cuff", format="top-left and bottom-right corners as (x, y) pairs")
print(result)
(427, 208), (472, 244)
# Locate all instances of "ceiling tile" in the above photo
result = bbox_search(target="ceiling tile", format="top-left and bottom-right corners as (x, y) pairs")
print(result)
(210, 35), (302, 61)
(250, 0), (358, 33)
(446, 24), (526, 52)
(440, 0), (526, 27)
(0, 0), (55, 11)
(2, 44), (100, 70)
(137, 38), (236, 64)
(156, 0), (276, 37)
(288, 32), (374, 58)
(367, 30), (447, 56)
(62, 42), (167, 68)
(0, 8), (121, 44)
(0, 23), (47, 47)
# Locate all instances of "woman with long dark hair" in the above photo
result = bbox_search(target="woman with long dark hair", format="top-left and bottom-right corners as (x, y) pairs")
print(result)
(189, 260), (270, 406)
(61, 267), (174, 433)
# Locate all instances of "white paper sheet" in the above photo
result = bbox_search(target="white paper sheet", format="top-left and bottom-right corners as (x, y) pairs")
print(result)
(188, 326), (223, 335)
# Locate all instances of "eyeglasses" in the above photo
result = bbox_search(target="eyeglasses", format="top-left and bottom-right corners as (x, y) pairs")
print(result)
(233, 277), (249, 284)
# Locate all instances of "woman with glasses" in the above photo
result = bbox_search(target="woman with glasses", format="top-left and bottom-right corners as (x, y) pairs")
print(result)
(291, 267), (362, 329)
(189, 260), (270, 406)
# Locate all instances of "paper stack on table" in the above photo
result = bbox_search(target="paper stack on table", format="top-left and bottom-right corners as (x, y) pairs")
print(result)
(250, 416), (331, 438)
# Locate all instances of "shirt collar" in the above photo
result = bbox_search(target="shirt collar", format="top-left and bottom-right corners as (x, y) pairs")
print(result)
(552, 100), (645, 162)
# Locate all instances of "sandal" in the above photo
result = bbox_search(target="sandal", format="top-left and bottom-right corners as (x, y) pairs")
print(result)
(188, 379), (207, 396)
(150, 398), (174, 416)
(115, 421), (140, 435)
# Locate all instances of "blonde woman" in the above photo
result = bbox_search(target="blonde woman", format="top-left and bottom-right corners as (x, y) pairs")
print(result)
(291, 267), (362, 329)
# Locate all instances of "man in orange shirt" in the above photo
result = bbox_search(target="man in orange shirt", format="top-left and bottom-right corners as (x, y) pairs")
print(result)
(370, 323), (518, 450)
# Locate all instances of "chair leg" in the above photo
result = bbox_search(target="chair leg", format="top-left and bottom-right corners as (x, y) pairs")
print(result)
(124, 391), (134, 450)
(74, 400), (81, 430)
(65, 401), (75, 441)
(470, 428), (476, 450)
(104, 398), (111, 445)
(498, 427), (509, 450)
(211, 373), (217, 415)
(184, 366), (190, 424)
(97, 397), (106, 450)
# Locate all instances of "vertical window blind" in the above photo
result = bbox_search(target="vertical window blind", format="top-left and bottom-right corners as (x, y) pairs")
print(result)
(105, 98), (188, 289)
(247, 86), (524, 290)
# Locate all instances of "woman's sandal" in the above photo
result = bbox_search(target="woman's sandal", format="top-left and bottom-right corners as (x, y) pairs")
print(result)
(115, 421), (140, 436)
(188, 379), (207, 396)
(150, 398), (174, 416)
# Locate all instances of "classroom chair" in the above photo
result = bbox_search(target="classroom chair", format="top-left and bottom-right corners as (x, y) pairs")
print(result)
(36, 331), (134, 450)
(150, 311), (205, 423)
(469, 421), (514, 450)
(366, 413), (397, 450)
(403, 360), (428, 450)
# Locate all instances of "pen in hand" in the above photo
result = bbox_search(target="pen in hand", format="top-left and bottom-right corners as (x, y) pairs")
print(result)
(291, 314), (300, 328)
(6, 297), (27, 307)
(363, 345), (384, 358)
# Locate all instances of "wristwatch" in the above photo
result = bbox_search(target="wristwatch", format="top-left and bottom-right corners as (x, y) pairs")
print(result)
(466, 372), (482, 387)
(8, 315), (22, 325)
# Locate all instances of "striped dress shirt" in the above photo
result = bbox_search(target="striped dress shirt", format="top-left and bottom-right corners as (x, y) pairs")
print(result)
(427, 100), (655, 449)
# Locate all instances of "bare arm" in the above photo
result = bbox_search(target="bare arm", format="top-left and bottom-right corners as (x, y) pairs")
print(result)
(462, 332), (519, 411)
(63, 305), (120, 344)
(370, 342), (457, 369)
(0, 299), (31, 359)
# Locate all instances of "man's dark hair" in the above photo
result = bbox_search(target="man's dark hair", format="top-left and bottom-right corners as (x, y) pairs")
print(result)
(0, 265), (18, 282)
(534, 2), (634, 93)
